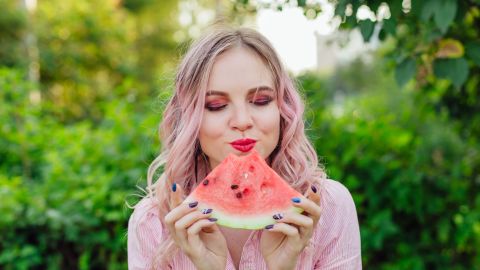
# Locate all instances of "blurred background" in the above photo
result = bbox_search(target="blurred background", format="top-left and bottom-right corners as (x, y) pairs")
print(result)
(1, 0), (479, 269)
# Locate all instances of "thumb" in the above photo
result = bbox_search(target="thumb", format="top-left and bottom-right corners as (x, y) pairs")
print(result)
(170, 182), (184, 209)
(304, 184), (321, 206)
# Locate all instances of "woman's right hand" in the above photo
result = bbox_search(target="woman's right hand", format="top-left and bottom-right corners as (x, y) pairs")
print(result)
(164, 183), (228, 270)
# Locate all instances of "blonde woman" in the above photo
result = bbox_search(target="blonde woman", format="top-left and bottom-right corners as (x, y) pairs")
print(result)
(128, 26), (361, 269)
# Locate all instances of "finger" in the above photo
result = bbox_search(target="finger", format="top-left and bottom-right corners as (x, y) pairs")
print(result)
(175, 208), (213, 233)
(170, 182), (184, 209)
(264, 223), (299, 238)
(291, 196), (321, 219)
(305, 184), (321, 206)
(164, 201), (199, 243)
(186, 218), (219, 247)
(272, 212), (313, 229)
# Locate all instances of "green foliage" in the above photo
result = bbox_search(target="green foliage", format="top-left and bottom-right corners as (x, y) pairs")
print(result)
(297, 58), (480, 269)
(0, 0), (28, 69)
(0, 68), (161, 269)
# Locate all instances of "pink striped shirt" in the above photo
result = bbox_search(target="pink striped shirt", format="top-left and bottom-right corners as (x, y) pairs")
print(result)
(128, 179), (362, 269)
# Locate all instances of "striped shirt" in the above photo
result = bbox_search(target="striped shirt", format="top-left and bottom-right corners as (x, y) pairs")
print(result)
(128, 179), (362, 269)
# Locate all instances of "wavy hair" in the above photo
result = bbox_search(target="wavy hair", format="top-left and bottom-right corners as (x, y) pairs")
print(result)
(138, 26), (326, 268)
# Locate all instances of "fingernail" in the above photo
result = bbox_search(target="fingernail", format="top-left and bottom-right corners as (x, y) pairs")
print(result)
(292, 197), (301, 203)
(311, 185), (317, 193)
(265, 224), (274, 230)
(208, 218), (217, 222)
(172, 183), (177, 192)
(273, 213), (283, 220)
(189, 201), (198, 208)
(202, 208), (213, 214)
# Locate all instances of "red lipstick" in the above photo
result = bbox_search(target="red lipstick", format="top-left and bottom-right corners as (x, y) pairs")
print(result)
(230, 138), (256, 152)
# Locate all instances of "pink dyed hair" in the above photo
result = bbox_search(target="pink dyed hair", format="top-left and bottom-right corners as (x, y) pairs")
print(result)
(138, 26), (326, 268)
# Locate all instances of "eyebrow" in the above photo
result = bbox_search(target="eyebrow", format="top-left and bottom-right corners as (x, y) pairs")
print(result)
(206, 86), (274, 96)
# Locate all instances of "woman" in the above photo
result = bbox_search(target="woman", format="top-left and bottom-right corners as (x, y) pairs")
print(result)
(128, 26), (361, 269)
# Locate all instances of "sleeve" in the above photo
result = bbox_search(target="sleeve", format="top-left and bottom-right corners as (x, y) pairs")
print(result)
(128, 198), (167, 270)
(313, 180), (362, 270)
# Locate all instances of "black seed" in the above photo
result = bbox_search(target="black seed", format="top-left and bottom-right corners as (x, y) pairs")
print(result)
(230, 184), (239, 190)
(236, 192), (242, 198)
(203, 179), (209, 186)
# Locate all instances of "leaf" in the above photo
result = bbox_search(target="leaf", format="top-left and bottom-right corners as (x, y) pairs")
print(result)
(433, 58), (469, 88)
(382, 17), (396, 36)
(436, 39), (464, 58)
(334, 0), (348, 17)
(387, 0), (403, 17)
(297, 0), (306, 7)
(465, 42), (480, 66)
(395, 58), (417, 87)
(434, 0), (457, 33)
(421, 0), (437, 21)
(359, 19), (375, 42)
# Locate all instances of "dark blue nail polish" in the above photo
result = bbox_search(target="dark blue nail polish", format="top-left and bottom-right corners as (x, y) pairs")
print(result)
(172, 183), (177, 192)
(292, 197), (301, 203)
(189, 201), (198, 208)
(208, 218), (217, 222)
(311, 185), (317, 193)
(265, 224), (274, 230)
(202, 208), (213, 214)
(273, 213), (283, 220)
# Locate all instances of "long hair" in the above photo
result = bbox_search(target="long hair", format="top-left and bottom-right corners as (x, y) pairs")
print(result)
(139, 26), (326, 268)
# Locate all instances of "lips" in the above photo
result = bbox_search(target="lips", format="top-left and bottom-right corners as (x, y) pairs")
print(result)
(230, 138), (257, 152)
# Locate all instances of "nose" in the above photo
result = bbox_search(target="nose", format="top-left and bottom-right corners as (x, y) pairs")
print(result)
(230, 105), (253, 132)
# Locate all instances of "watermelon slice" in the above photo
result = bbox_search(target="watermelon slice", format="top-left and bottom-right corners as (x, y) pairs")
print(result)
(185, 149), (302, 229)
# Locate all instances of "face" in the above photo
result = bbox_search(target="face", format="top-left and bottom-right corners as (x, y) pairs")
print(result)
(198, 46), (281, 169)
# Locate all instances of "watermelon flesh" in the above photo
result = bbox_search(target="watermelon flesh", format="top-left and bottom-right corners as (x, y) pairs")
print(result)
(185, 149), (302, 230)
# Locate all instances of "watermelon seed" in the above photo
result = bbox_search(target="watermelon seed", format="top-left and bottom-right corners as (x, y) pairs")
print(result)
(203, 179), (209, 186)
(265, 224), (274, 230)
(235, 192), (242, 199)
(230, 184), (239, 190)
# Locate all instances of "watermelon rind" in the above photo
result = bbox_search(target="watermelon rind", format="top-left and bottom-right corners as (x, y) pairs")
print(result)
(190, 200), (303, 230)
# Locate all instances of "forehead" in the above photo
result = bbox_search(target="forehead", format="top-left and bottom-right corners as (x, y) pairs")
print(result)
(206, 46), (274, 94)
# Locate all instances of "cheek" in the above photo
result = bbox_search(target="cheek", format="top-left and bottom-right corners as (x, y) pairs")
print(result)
(257, 106), (281, 137)
(199, 114), (226, 140)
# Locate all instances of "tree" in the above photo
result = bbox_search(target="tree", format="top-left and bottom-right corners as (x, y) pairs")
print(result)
(233, 0), (480, 136)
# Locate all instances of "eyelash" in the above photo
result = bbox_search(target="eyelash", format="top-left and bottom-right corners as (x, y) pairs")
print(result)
(205, 97), (273, 111)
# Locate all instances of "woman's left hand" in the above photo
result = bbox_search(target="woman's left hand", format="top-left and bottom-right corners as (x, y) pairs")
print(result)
(260, 185), (321, 270)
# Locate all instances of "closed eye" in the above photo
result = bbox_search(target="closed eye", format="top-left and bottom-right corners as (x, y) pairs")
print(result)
(205, 104), (227, 111)
(251, 97), (273, 106)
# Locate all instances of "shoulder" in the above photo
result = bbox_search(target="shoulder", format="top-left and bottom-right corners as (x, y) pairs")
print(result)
(128, 196), (164, 243)
(129, 196), (161, 227)
(315, 179), (359, 231)
(320, 179), (356, 210)
(128, 196), (165, 268)
(310, 179), (362, 267)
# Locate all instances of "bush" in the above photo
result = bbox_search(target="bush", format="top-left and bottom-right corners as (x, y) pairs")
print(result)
(0, 68), (160, 269)
(298, 59), (480, 269)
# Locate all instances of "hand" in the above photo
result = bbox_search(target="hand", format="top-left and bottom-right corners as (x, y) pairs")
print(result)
(164, 183), (228, 270)
(260, 185), (322, 270)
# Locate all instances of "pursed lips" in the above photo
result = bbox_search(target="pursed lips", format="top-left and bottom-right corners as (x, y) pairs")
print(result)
(230, 138), (257, 152)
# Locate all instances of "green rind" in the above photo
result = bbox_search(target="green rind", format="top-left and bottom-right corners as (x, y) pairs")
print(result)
(195, 200), (303, 230)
